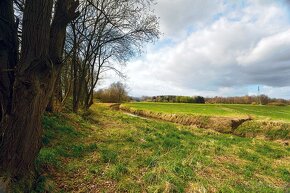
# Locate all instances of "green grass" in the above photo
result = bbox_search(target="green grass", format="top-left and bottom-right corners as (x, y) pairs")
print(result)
(234, 121), (290, 140)
(34, 104), (290, 192)
(123, 102), (290, 122)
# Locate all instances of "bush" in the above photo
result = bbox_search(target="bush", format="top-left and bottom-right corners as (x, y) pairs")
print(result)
(149, 95), (205, 103)
(94, 82), (129, 103)
(267, 102), (288, 106)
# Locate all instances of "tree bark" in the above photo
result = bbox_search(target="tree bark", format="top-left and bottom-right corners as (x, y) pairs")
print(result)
(0, 0), (17, 124)
(72, 23), (79, 112)
(47, 0), (79, 113)
(0, 0), (79, 183)
(46, 75), (63, 112)
(0, 0), (54, 177)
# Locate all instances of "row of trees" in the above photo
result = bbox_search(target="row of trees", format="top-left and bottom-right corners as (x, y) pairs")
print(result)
(139, 95), (289, 105)
(142, 95), (206, 103)
(205, 95), (290, 105)
(0, 0), (159, 190)
(48, 0), (159, 112)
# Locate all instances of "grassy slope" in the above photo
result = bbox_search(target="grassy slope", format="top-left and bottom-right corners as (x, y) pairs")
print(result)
(37, 104), (290, 193)
(123, 102), (290, 122)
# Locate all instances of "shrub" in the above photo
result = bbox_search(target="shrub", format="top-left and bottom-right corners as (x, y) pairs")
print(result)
(267, 102), (288, 106)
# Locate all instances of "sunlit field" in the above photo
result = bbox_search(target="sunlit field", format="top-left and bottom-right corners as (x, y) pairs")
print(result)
(123, 102), (290, 122)
(36, 104), (290, 192)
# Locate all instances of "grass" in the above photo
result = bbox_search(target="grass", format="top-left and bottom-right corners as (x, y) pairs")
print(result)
(33, 104), (290, 192)
(234, 121), (290, 140)
(122, 102), (290, 122)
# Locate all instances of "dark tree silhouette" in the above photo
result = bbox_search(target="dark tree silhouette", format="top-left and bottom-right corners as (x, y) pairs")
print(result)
(0, 0), (79, 190)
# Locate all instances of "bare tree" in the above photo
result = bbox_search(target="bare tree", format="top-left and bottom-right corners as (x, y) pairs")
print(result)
(95, 82), (129, 103)
(56, 0), (159, 112)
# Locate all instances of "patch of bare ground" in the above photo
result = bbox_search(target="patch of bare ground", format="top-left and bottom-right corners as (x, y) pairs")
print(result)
(214, 155), (247, 166)
(254, 174), (287, 189)
(273, 156), (290, 167)
(185, 183), (208, 193)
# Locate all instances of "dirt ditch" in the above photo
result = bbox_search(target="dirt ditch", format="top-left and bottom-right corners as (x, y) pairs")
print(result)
(118, 104), (290, 143)
(119, 105), (251, 133)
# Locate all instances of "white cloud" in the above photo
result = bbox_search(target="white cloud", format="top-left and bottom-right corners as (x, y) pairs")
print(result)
(155, 0), (222, 38)
(103, 0), (290, 99)
(238, 29), (290, 66)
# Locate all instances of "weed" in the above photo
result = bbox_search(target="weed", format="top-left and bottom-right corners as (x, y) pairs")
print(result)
(162, 137), (181, 149)
(116, 179), (141, 192)
(143, 172), (159, 185)
(89, 165), (100, 174)
(101, 149), (118, 163)
(278, 168), (290, 181)
(107, 163), (128, 180)
(144, 156), (158, 168)
(255, 144), (287, 159)
(266, 127), (289, 140)
(238, 149), (260, 162)
(36, 148), (60, 168)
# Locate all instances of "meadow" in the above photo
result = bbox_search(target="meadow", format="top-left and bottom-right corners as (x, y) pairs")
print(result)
(33, 104), (290, 192)
(122, 102), (290, 122)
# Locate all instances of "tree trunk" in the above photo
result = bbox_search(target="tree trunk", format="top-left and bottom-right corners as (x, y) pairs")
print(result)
(72, 24), (79, 112)
(0, 0), (79, 184)
(55, 74), (63, 110)
(0, 1), (17, 191)
(0, 0), (54, 177)
(72, 59), (79, 112)
(46, 74), (63, 112)
(47, 0), (72, 113)
(46, 96), (55, 112)
(88, 90), (94, 108)
(0, 0), (17, 124)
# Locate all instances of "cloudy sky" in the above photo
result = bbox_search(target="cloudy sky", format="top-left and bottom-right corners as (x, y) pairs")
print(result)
(106, 0), (290, 99)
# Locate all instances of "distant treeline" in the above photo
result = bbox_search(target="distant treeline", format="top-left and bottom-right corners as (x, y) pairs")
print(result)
(205, 95), (290, 105)
(141, 95), (205, 103)
(138, 95), (289, 105)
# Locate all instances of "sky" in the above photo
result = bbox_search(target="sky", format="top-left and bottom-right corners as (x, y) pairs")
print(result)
(103, 0), (290, 99)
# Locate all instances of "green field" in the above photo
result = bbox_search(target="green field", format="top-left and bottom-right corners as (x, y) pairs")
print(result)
(123, 102), (290, 122)
(34, 104), (290, 192)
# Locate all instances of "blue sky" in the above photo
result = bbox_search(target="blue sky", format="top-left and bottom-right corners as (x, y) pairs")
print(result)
(102, 0), (290, 99)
